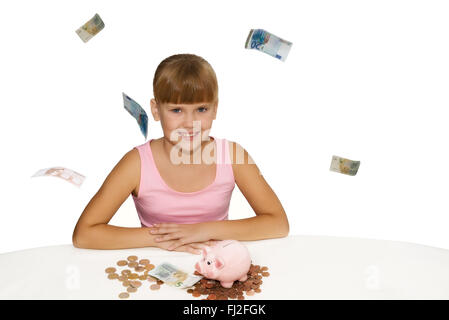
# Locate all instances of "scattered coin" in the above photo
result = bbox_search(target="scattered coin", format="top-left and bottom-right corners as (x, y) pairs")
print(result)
(121, 270), (131, 276)
(150, 284), (160, 290)
(127, 255), (138, 262)
(139, 259), (150, 265)
(118, 292), (130, 299)
(108, 273), (119, 280)
(105, 267), (116, 274)
(117, 260), (128, 267)
(127, 287), (137, 293)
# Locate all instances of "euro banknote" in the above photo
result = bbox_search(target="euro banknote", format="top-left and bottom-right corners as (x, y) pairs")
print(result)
(76, 13), (105, 43)
(32, 166), (85, 187)
(329, 156), (360, 176)
(245, 29), (292, 62)
(148, 262), (202, 289)
(123, 93), (148, 139)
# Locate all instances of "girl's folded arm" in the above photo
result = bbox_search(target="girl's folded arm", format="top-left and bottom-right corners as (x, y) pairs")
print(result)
(72, 148), (157, 249)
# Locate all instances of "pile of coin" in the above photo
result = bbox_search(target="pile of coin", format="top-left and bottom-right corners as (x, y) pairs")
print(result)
(187, 264), (269, 300)
(105, 255), (164, 299)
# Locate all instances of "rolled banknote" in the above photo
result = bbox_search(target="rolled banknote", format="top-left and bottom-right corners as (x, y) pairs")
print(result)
(75, 13), (105, 43)
(123, 93), (148, 139)
(148, 262), (202, 289)
(32, 166), (85, 187)
(329, 156), (360, 176)
(245, 29), (292, 62)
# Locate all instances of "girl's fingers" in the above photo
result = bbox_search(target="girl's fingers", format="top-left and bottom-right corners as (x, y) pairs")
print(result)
(149, 224), (179, 235)
(188, 243), (208, 250)
(155, 233), (180, 242)
(167, 239), (186, 251)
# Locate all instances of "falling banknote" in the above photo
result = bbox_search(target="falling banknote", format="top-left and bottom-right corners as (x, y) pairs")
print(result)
(148, 262), (202, 289)
(329, 156), (360, 176)
(32, 167), (85, 187)
(75, 13), (105, 43)
(123, 93), (148, 139)
(245, 29), (292, 62)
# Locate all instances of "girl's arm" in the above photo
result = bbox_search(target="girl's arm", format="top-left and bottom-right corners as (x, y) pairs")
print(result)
(205, 141), (289, 240)
(72, 149), (158, 249)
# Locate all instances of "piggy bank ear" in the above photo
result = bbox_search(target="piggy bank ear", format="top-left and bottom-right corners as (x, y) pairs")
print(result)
(202, 246), (211, 257)
(214, 257), (225, 270)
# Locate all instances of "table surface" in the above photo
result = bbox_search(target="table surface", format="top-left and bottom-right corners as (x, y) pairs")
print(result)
(1, 235), (449, 300)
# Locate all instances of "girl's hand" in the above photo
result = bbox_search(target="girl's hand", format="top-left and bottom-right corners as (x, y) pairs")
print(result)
(154, 239), (218, 255)
(149, 223), (213, 251)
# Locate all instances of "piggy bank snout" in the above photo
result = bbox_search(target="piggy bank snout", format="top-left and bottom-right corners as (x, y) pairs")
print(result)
(195, 262), (202, 273)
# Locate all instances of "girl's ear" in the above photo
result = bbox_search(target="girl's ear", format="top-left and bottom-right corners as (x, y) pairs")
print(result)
(150, 98), (161, 121)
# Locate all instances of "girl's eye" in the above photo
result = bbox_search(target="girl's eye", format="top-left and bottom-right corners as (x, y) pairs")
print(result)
(170, 107), (208, 113)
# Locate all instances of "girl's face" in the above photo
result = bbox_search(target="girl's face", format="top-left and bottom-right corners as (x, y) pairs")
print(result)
(150, 98), (217, 151)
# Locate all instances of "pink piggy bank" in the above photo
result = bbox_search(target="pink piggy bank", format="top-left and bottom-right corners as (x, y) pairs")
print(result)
(194, 240), (251, 288)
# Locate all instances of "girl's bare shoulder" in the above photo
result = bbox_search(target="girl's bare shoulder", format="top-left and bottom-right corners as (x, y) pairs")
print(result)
(227, 140), (256, 166)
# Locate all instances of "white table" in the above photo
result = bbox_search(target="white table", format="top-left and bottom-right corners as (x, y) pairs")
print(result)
(1, 235), (449, 299)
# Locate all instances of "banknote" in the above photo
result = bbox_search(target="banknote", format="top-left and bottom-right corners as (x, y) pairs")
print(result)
(245, 29), (292, 62)
(148, 262), (202, 289)
(329, 156), (360, 176)
(75, 13), (105, 43)
(123, 93), (148, 139)
(32, 166), (85, 187)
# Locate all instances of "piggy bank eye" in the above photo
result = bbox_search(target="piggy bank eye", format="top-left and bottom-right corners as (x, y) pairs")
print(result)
(207, 261), (211, 265)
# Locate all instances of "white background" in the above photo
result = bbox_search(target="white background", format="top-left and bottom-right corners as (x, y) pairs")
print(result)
(0, 0), (448, 254)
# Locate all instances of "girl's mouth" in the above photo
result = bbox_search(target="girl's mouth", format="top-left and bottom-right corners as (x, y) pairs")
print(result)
(180, 131), (200, 140)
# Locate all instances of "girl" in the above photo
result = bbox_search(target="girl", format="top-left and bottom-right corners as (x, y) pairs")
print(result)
(72, 54), (289, 254)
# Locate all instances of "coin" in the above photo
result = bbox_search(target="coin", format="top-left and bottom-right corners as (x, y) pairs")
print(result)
(119, 292), (130, 299)
(139, 259), (150, 265)
(131, 281), (142, 288)
(261, 266), (268, 271)
(127, 287), (137, 293)
(207, 294), (217, 300)
(127, 255), (138, 262)
(192, 292), (201, 297)
(246, 290), (255, 296)
(117, 260), (128, 267)
(105, 267), (116, 274)
(128, 273), (139, 279)
(150, 284), (160, 290)
(128, 262), (138, 268)
(108, 273), (119, 280)
(135, 266), (145, 272)
(262, 272), (270, 277)
(122, 280), (131, 287)
(121, 270), (131, 276)
(145, 264), (155, 271)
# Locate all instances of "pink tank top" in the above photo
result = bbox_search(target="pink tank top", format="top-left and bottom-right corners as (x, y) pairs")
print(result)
(132, 137), (235, 227)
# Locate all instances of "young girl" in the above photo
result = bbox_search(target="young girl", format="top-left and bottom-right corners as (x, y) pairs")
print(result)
(72, 54), (289, 254)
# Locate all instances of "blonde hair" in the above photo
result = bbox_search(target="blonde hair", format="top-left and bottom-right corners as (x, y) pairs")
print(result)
(153, 54), (218, 105)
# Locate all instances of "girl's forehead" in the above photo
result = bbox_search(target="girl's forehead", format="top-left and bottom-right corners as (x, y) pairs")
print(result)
(165, 102), (212, 107)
